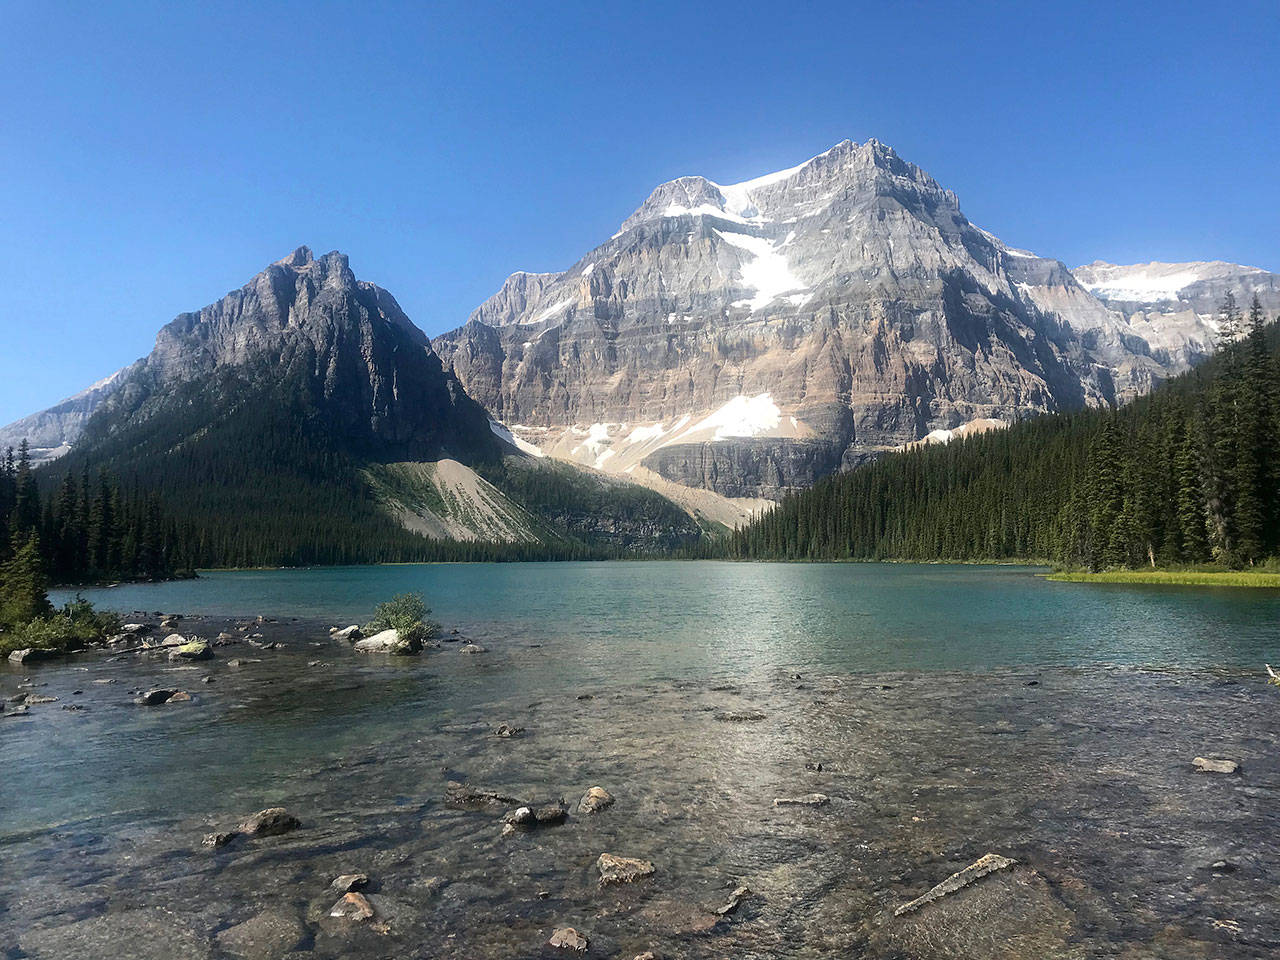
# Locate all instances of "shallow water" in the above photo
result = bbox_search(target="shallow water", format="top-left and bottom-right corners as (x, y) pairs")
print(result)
(49, 561), (1280, 674)
(3, 562), (1279, 958)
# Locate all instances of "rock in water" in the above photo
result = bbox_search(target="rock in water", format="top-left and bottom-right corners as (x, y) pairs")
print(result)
(353, 629), (422, 655)
(237, 807), (301, 837)
(578, 786), (615, 814)
(597, 853), (656, 885)
(459, 643), (486, 654)
(134, 689), (177, 706)
(215, 911), (307, 959)
(330, 873), (369, 893)
(332, 625), (362, 641)
(8, 647), (59, 664)
(716, 884), (752, 915)
(1193, 756), (1240, 774)
(328, 892), (375, 922)
(169, 640), (212, 661)
(773, 794), (829, 807)
(494, 723), (524, 737)
(548, 927), (589, 952)
(445, 780), (523, 806)
(894, 852), (1017, 916)
(203, 830), (237, 848)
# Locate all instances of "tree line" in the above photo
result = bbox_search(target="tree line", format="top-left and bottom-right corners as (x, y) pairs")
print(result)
(0, 440), (191, 583)
(723, 295), (1280, 569)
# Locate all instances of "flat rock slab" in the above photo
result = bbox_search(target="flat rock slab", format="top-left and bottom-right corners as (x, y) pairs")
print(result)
(598, 852), (656, 885)
(215, 910), (307, 959)
(1193, 756), (1240, 774)
(879, 860), (1080, 960)
(20, 908), (212, 959)
(774, 793), (829, 807)
(895, 853), (1016, 916)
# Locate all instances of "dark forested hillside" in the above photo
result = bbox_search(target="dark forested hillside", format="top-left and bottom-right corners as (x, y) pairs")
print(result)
(725, 296), (1280, 569)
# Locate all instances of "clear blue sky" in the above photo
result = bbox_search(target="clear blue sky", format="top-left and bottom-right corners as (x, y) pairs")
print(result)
(2, 0), (1276, 424)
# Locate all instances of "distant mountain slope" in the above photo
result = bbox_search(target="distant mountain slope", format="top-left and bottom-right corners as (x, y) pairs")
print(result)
(0, 365), (137, 464)
(724, 310), (1280, 568)
(435, 139), (1232, 501)
(40, 248), (702, 563)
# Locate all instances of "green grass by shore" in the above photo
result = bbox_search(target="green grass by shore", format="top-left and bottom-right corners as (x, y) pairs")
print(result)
(1046, 569), (1280, 588)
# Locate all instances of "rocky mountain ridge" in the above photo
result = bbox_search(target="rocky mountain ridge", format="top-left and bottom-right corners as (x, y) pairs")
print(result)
(434, 139), (1273, 499)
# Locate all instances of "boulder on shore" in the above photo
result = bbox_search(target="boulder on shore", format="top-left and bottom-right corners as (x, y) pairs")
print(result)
(353, 629), (422, 655)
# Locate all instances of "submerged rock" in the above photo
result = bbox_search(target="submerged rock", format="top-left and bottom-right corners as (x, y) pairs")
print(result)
(715, 711), (765, 722)
(18, 907), (212, 959)
(1193, 756), (1240, 774)
(773, 794), (829, 807)
(548, 926), (589, 952)
(597, 852), (656, 885)
(446, 780), (523, 806)
(215, 910), (307, 959)
(494, 723), (524, 738)
(237, 807), (301, 837)
(459, 643), (487, 654)
(716, 884), (752, 915)
(894, 852), (1016, 916)
(202, 830), (237, 848)
(26, 694), (58, 704)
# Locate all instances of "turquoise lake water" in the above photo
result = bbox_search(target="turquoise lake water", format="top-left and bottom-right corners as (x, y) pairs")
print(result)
(52, 561), (1280, 677)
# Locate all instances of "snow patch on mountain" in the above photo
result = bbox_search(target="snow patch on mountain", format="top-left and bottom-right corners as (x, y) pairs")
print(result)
(715, 230), (808, 311)
(1073, 260), (1268, 302)
(692, 393), (782, 439)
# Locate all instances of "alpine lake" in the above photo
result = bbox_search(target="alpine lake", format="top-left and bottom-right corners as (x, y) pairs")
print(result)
(3, 561), (1279, 959)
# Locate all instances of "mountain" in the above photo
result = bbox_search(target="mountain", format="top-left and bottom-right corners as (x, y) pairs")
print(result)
(433, 139), (1228, 502)
(0, 365), (138, 464)
(1072, 260), (1280, 369)
(36, 247), (703, 562)
(724, 314), (1280, 567)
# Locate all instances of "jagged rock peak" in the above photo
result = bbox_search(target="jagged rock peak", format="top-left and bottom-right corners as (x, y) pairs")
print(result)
(275, 245), (315, 267)
(617, 138), (947, 233)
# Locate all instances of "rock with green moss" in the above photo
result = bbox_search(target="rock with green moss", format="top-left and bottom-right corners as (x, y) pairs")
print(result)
(170, 640), (213, 661)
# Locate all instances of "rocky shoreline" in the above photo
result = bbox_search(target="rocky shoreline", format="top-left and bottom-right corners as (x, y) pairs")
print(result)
(2, 616), (1279, 958)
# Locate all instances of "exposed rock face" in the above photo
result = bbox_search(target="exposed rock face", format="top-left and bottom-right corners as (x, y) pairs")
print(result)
(0, 364), (138, 464)
(435, 140), (1266, 499)
(1073, 259), (1280, 374)
(80, 247), (499, 465)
